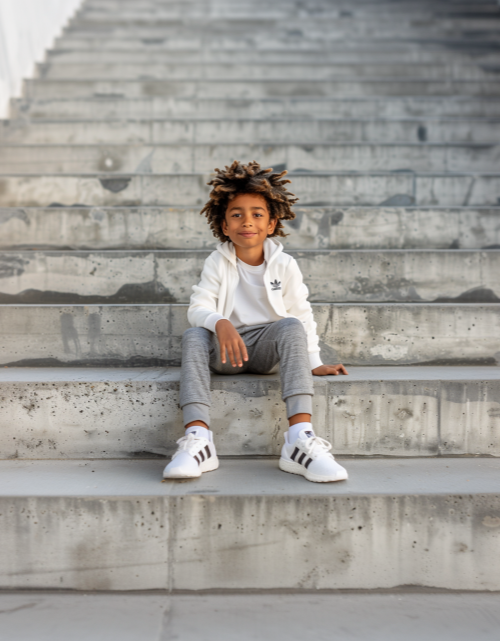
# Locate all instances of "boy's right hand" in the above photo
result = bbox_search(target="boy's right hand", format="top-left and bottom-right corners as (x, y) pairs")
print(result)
(215, 319), (249, 367)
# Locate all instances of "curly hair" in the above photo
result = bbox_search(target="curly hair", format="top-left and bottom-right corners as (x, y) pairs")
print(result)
(200, 160), (298, 242)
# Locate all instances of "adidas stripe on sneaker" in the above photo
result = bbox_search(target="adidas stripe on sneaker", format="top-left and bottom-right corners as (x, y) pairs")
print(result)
(279, 429), (348, 483)
(163, 430), (219, 479)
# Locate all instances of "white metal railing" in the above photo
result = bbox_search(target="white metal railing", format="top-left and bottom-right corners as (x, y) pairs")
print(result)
(0, 0), (82, 118)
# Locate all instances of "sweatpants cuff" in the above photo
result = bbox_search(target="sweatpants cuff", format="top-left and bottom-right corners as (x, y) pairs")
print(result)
(182, 402), (210, 427)
(285, 394), (313, 419)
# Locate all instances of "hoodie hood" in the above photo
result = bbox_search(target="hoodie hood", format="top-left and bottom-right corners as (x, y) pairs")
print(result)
(216, 237), (283, 267)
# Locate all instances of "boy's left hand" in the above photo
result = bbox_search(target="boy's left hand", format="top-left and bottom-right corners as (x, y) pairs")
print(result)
(312, 364), (349, 376)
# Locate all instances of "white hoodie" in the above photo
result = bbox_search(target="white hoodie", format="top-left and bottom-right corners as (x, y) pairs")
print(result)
(187, 237), (323, 370)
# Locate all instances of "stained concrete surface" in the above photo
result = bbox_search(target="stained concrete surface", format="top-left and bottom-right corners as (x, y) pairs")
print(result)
(0, 460), (500, 591)
(23, 79), (500, 101)
(1, 303), (499, 367)
(2, 118), (498, 145)
(2, 206), (499, 252)
(1, 249), (498, 304)
(0, 458), (499, 497)
(0, 366), (499, 458)
(1, 172), (499, 208)
(14, 97), (500, 121)
(4, 142), (498, 173)
(38, 61), (497, 81)
(1, 592), (500, 641)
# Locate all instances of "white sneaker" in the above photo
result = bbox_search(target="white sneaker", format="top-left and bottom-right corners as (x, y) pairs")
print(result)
(162, 430), (219, 479)
(279, 429), (348, 483)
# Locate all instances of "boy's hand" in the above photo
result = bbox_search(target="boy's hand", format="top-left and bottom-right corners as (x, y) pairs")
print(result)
(312, 364), (349, 376)
(215, 319), (249, 367)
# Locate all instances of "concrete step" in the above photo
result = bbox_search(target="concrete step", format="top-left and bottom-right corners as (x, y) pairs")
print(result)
(52, 34), (500, 53)
(45, 47), (500, 64)
(22, 78), (500, 100)
(4, 117), (498, 145)
(80, 0), (500, 13)
(2, 142), (498, 174)
(0, 249), (498, 305)
(2, 592), (500, 641)
(53, 34), (500, 51)
(0, 172), (499, 208)
(13, 96), (500, 120)
(0, 303), (498, 367)
(1, 206), (498, 251)
(74, 3), (500, 16)
(37, 61), (496, 81)
(61, 23), (500, 40)
(77, 1), (500, 14)
(0, 458), (499, 590)
(1, 366), (498, 459)
(74, 13), (500, 28)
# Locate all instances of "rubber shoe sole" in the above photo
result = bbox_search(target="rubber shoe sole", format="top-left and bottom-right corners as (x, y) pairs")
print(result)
(279, 457), (348, 483)
(163, 455), (220, 480)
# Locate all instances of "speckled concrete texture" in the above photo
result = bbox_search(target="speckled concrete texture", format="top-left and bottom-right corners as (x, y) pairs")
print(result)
(2, 207), (498, 252)
(0, 249), (498, 304)
(0, 304), (499, 367)
(0, 367), (499, 458)
(0, 459), (499, 590)
(2, 0), (500, 605)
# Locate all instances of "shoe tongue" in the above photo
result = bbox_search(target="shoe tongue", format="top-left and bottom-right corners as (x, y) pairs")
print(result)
(299, 429), (315, 440)
(187, 429), (212, 443)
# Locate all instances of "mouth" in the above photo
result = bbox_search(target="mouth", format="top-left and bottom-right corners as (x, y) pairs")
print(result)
(239, 232), (257, 238)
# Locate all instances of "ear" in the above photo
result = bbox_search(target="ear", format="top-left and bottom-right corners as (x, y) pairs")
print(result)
(221, 215), (228, 234)
(267, 216), (278, 235)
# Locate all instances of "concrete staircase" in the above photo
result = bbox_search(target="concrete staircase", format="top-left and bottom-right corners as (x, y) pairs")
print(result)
(0, 0), (500, 594)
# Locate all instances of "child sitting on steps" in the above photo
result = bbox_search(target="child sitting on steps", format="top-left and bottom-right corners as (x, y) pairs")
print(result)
(163, 160), (349, 483)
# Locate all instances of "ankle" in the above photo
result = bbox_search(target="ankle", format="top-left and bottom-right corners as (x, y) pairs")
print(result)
(185, 421), (209, 430)
(288, 421), (314, 443)
(185, 424), (210, 440)
(288, 413), (311, 427)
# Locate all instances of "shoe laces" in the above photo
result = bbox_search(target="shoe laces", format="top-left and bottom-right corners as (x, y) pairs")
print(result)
(300, 436), (333, 460)
(173, 433), (208, 459)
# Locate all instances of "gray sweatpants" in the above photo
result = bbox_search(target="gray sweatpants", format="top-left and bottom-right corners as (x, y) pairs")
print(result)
(180, 317), (314, 427)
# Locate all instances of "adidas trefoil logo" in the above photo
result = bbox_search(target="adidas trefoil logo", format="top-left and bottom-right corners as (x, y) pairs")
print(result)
(270, 279), (282, 291)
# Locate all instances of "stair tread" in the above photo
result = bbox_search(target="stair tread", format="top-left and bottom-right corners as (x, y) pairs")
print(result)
(1, 364), (499, 383)
(1, 592), (500, 641)
(1, 457), (499, 497)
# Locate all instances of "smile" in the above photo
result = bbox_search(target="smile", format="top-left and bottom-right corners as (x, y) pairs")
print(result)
(239, 232), (257, 237)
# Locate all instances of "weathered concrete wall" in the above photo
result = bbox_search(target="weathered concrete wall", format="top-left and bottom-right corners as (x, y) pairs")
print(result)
(13, 96), (500, 121)
(170, 492), (500, 591)
(1, 206), (498, 251)
(1, 117), (497, 145)
(44, 48), (500, 63)
(0, 303), (499, 367)
(2, 142), (498, 173)
(0, 249), (498, 304)
(1, 173), (499, 207)
(23, 79), (500, 101)
(0, 459), (499, 590)
(0, 495), (169, 590)
(38, 62), (494, 81)
(0, 0), (499, 598)
(0, 367), (498, 458)
(55, 18), (500, 41)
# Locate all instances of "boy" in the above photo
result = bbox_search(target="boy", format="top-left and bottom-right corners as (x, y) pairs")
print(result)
(163, 160), (349, 483)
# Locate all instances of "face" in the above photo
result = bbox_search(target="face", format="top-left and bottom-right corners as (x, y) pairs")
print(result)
(221, 193), (277, 249)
